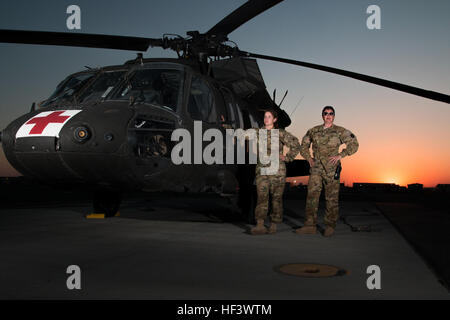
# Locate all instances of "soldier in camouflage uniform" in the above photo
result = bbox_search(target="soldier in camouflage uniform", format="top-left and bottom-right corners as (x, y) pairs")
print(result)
(296, 106), (358, 237)
(251, 110), (301, 235)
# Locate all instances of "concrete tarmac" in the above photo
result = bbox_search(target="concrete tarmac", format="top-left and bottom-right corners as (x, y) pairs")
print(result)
(0, 192), (448, 299)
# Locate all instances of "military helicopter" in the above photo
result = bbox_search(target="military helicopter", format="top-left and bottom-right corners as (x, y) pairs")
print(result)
(0, 0), (449, 220)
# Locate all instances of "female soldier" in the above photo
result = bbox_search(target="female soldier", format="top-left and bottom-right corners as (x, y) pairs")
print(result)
(250, 109), (301, 235)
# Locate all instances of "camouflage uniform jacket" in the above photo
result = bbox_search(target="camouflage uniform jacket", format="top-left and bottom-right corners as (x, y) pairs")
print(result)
(255, 128), (301, 176)
(300, 124), (359, 174)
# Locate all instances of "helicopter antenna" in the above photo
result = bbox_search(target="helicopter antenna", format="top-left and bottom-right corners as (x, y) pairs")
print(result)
(278, 90), (288, 107)
(289, 95), (304, 117)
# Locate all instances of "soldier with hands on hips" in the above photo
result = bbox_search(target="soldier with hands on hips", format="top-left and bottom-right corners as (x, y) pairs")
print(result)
(295, 106), (359, 237)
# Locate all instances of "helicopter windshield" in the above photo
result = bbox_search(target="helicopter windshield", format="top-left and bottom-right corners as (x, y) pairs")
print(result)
(113, 68), (181, 111)
(40, 71), (96, 107)
(78, 70), (126, 103)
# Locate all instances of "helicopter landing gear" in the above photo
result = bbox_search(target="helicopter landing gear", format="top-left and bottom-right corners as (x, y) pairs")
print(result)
(93, 186), (122, 218)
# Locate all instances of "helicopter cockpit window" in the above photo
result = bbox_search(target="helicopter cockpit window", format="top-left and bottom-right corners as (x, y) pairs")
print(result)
(78, 70), (126, 103)
(114, 69), (181, 111)
(188, 77), (217, 123)
(40, 72), (95, 107)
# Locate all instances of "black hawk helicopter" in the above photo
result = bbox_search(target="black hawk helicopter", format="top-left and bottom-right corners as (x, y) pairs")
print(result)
(0, 0), (449, 220)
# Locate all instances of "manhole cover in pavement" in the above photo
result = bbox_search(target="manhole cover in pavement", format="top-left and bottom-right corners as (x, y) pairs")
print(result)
(276, 263), (348, 278)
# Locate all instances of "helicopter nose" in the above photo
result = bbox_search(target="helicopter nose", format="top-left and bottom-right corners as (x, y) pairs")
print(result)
(2, 106), (136, 183)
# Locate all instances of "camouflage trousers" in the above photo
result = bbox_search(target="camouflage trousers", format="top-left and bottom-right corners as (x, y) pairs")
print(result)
(304, 166), (340, 228)
(254, 174), (286, 223)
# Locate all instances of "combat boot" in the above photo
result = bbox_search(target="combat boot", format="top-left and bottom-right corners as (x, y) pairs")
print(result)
(250, 219), (268, 235)
(267, 223), (277, 234)
(295, 225), (317, 235)
(323, 226), (335, 237)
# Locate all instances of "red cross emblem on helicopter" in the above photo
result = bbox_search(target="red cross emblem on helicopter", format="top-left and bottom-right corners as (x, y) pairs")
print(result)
(16, 110), (82, 138)
(25, 111), (71, 134)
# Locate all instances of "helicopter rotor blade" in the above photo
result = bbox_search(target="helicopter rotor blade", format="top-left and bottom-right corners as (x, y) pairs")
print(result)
(0, 29), (163, 51)
(241, 51), (450, 104)
(206, 0), (283, 37)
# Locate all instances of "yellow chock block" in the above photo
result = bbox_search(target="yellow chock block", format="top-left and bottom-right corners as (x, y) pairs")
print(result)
(85, 213), (105, 219)
(85, 212), (120, 219)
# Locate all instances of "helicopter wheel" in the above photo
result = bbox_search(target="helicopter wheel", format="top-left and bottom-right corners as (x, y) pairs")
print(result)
(93, 187), (122, 217)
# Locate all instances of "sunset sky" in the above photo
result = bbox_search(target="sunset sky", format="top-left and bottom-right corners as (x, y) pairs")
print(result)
(0, 0), (449, 187)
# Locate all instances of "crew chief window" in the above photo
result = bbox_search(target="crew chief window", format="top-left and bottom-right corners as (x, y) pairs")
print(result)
(188, 77), (217, 123)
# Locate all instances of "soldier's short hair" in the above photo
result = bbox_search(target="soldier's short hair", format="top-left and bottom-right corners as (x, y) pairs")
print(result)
(322, 106), (335, 115)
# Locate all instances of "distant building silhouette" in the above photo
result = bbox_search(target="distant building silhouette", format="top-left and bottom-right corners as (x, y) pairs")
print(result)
(407, 183), (423, 191)
(436, 184), (450, 193)
(352, 182), (400, 193)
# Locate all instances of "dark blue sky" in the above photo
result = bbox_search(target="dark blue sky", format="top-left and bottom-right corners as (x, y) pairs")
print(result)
(1, 0), (449, 185)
